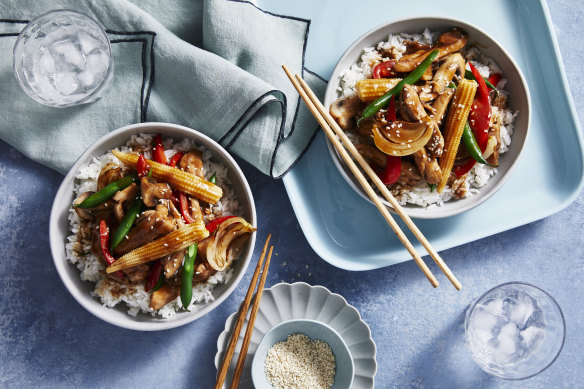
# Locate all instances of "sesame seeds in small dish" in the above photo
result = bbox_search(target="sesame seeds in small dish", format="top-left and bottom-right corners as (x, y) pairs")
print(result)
(251, 319), (353, 389)
(215, 282), (377, 388)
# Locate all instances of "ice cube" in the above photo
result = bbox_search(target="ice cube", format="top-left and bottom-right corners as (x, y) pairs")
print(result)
(509, 293), (536, 329)
(76, 70), (95, 88)
(85, 50), (109, 75)
(494, 323), (520, 364)
(78, 32), (100, 54)
(471, 309), (500, 335)
(39, 52), (56, 74)
(53, 72), (79, 95)
(482, 297), (507, 319)
(51, 40), (85, 70)
(520, 326), (544, 351)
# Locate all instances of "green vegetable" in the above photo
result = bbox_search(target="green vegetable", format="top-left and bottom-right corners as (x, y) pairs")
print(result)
(464, 69), (497, 91)
(152, 271), (165, 292)
(110, 196), (143, 251)
(461, 122), (498, 167)
(428, 183), (436, 192)
(358, 49), (440, 125)
(75, 175), (136, 209)
(180, 243), (198, 311)
(209, 173), (216, 184)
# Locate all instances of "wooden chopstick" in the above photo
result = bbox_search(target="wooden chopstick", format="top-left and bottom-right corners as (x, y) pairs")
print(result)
(230, 245), (273, 388)
(214, 234), (273, 389)
(283, 65), (461, 290)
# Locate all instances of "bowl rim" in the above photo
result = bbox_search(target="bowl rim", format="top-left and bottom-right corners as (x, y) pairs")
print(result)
(49, 122), (257, 331)
(324, 15), (532, 219)
(251, 318), (355, 388)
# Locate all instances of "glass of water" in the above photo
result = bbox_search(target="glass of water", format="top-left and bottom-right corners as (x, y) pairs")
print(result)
(465, 282), (565, 380)
(13, 9), (113, 107)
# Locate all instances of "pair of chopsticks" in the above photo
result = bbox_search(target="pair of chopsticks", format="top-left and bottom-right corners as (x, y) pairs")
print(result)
(282, 65), (461, 290)
(215, 234), (274, 389)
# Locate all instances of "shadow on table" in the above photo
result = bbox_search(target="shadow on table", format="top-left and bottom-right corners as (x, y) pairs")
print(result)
(397, 310), (499, 389)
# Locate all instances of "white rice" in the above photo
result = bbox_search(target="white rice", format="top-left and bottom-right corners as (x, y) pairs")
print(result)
(337, 30), (518, 208)
(65, 133), (241, 318)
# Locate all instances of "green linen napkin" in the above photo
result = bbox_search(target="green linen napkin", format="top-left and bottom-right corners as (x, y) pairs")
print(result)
(0, 0), (326, 177)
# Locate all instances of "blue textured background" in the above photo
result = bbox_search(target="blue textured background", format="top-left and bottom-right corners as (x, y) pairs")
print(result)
(0, 0), (582, 388)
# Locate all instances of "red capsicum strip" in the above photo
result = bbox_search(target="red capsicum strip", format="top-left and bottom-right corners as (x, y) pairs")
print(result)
(468, 62), (491, 149)
(372, 155), (401, 185)
(385, 96), (397, 122)
(144, 259), (163, 292)
(99, 220), (124, 280)
(136, 154), (151, 178)
(455, 155), (478, 177)
(488, 73), (502, 88)
(152, 140), (194, 223)
(168, 152), (184, 168)
(152, 134), (168, 165)
(205, 216), (236, 233)
(372, 60), (396, 79)
(179, 193), (196, 224)
(458, 63), (492, 177)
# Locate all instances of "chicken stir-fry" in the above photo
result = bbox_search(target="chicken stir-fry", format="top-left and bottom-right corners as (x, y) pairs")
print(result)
(331, 28), (509, 200)
(73, 135), (256, 312)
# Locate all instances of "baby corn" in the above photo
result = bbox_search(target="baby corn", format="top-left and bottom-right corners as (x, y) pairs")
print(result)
(437, 79), (477, 193)
(112, 150), (222, 204)
(356, 78), (402, 103)
(106, 220), (209, 273)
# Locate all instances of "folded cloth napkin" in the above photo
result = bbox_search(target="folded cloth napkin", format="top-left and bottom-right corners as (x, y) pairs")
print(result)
(0, 0), (326, 177)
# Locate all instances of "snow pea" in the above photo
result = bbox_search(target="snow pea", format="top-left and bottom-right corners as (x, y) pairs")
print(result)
(357, 49), (440, 125)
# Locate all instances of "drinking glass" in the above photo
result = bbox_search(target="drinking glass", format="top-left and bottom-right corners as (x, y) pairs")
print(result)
(13, 9), (113, 107)
(465, 282), (565, 380)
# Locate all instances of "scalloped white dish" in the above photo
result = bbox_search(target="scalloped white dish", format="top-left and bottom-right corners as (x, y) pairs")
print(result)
(215, 282), (377, 388)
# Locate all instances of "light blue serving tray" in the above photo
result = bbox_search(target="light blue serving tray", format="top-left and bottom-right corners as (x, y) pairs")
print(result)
(259, 0), (584, 271)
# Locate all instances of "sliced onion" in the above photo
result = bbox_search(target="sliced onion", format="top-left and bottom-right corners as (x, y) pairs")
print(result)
(372, 119), (433, 156)
(205, 217), (256, 271)
(383, 121), (428, 143)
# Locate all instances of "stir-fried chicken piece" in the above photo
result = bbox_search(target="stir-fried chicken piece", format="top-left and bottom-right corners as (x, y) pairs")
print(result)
(398, 85), (444, 158)
(179, 151), (205, 178)
(162, 250), (185, 278)
(112, 183), (139, 222)
(427, 88), (455, 127)
(413, 84), (439, 102)
(394, 29), (468, 72)
(356, 144), (386, 168)
(413, 148), (442, 185)
(149, 275), (181, 310)
(192, 238), (216, 283)
(113, 202), (177, 256)
(193, 261), (217, 284)
(123, 264), (149, 283)
(141, 177), (172, 207)
(397, 160), (423, 187)
(448, 172), (469, 199)
(178, 151), (205, 222)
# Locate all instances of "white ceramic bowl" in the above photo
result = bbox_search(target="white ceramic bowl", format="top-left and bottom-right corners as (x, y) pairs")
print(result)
(251, 319), (354, 389)
(324, 16), (531, 219)
(49, 122), (256, 330)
